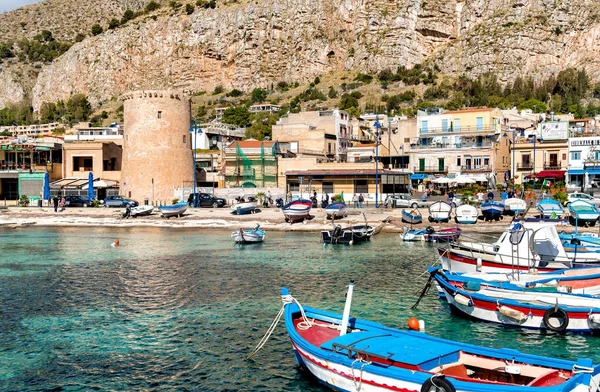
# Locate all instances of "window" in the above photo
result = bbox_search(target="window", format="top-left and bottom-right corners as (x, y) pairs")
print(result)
(457, 157), (461, 166)
(158, 111), (162, 119)
(476, 117), (483, 130)
(328, 143), (332, 154)
(289, 183), (299, 192)
(522, 154), (531, 167)
(354, 179), (368, 194)
(595, 151), (600, 161)
(322, 182), (334, 194)
(473, 157), (482, 166)
(454, 118), (460, 132)
(442, 119), (449, 132)
(571, 151), (581, 160)
(421, 120), (428, 133)
(562, 153), (567, 160)
(404, 138), (410, 143)
(183, 135), (186, 143)
(483, 156), (490, 166)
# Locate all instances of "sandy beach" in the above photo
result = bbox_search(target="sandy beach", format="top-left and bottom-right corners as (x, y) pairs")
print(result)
(0, 204), (590, 236)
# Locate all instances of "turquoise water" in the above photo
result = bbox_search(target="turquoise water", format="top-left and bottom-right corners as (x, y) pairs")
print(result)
(1, 227), (600, 391)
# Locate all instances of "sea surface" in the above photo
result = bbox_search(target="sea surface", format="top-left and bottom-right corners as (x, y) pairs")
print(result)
(1, 227), (600, 391)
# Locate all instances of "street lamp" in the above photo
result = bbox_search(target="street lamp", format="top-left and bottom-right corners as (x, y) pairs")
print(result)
(374, 115), (381, 208)
(189, 119), (203, 208)
(400, 144), (404, 173)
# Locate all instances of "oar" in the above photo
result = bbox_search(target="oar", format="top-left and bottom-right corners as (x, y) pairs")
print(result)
(412, 270), (435, 309)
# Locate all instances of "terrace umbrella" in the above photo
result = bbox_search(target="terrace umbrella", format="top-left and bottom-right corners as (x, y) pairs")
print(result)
(88, 172), (95, 200)
(454, 175), (476, 185)
(43, 172), (50, 201)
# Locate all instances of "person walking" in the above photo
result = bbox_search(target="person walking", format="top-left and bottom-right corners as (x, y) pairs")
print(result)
(447, 190), (455, 205)
(352, 193), (359, 208)
(53, 195), (59, 212)
(487, 190), (494, 201)
(477, 191), (484, 204)
(358, 193), (364, 208)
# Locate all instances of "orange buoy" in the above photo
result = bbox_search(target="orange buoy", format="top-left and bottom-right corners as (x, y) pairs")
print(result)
(407, 317), (420, 331)
(112, 239), (120, 247)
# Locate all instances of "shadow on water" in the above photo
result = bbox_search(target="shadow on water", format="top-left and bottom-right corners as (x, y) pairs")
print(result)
(0, 227), (599, 390)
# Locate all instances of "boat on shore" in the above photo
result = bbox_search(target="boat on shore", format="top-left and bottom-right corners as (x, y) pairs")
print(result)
(538, 198), (564, 218)
(455, 204), (478, 224)
(130, 205), (154, 217)
(481, 200), (504, 221)
(568, 200), (599, 227)
(231, 201), (258, 215)
(158, 202), (188, 218)
(282, 199), (312, 223)
(428, 201), (452, 223)
(321, 224), (374, 244)
(231, 224), (265, 244)
(279, 284), (600, 391)
(431, 267), (600, 333)
(504, 198), (527, 216)
(401, 208), (422, 224)
(324, 202), (348, 220)
(401, 226), (461, 242)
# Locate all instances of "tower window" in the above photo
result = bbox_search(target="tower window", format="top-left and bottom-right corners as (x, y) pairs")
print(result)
(183, 135), (186, 144)
(158, 111), (162, 119)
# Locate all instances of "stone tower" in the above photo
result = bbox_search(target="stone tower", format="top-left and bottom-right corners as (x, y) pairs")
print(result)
(121, 90), (193, 205)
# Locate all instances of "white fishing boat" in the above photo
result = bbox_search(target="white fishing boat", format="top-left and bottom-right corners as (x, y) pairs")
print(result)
(454, 204), (478, 224)
(428, 201), (452, 222)
(158, 202), (188, 218)
(504, 197), (527, 215)
(324, 202), (348, 220)
(230, 201), (258, 215)
(231, 224), (265, 243)
(130, 205), (154, 217)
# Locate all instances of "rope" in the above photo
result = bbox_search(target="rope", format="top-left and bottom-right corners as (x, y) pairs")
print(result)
(247, 294), (313, 360)
(351, 358), (371, 391)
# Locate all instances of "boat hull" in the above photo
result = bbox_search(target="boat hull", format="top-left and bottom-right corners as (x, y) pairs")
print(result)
(130, 205), (154, 217)
(282, 200), (312, 223)
(324, 203), (348, 220)
(231, 229), (265, 243)
(231, 201), (258, 215)
(158, 203), (188, 218)
(504, 198), (527, 215)
(428, 201), (452, 223)
(481, 202), (504, 221)
(455, 205), (478, 224)
(538, 199), (564, 218)
(401, 209), (422, 224)
(321, 225), (374, 244)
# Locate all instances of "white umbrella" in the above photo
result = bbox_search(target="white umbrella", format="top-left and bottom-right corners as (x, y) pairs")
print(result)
(432, 177), (453, 184)
(454, 175), (476, 184)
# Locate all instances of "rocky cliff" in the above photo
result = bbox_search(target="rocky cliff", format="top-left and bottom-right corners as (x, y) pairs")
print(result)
(3, 0), (600, 111)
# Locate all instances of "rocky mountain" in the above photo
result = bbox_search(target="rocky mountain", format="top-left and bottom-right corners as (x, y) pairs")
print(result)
(1, 0), (600, 112)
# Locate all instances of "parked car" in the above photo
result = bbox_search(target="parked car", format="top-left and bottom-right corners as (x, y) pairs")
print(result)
(390, 194), (430, 208)
(104, 195), (139, 207)
(564, 192), (600, 207)
(192, 193), (227, 208)
(63, 195), (92, 207)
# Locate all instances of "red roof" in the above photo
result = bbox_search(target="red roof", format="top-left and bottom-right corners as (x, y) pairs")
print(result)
(524, 170), (566, 179)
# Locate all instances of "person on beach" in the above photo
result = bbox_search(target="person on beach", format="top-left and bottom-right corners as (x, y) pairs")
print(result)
(287, 191), (292, 203)
(353, 193), (359, 208)
(477, 191), (484, 204)
(447, 190), (454, 205)
(187, 193), (193, 207)
(53, 196), (59, 212)
(487, 191), (494, 201)
(60, 197), (66, 211)
(358, 194), (364, 208)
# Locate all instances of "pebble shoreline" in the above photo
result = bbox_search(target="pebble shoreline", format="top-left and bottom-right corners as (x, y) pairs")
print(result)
(0, 205), (592, 236)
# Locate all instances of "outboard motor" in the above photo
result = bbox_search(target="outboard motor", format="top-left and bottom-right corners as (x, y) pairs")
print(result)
(321, 200), (329, 208)
(275, 198), (284, 208)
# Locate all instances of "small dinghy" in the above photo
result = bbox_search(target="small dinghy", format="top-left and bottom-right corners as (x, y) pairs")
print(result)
(231, 224), (265, 244)
(324, 202), (348, 220)
(273, 284), (600, 392)
(130, 205), (154, 217)
(401, 226), (461, 242)
(231, 200), (258, 215)
(504, 197), (527, 215)
(455, 204), (478, 224)
(401, 209), (422, 224)
(568, 199), (600, 227)
(158, 202), (188, 218)
(481, 200), (504, 221)
(321, 224), (374, 244)
(428, 201), (452, 222)
(282, 199), (312, 223)
(537, 198), (564, 219)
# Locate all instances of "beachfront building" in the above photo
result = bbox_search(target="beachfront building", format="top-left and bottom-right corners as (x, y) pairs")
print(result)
(0, 137), (63, 200)
(272, 110), (351, 162)
(566, 134), (600, 191)
(0, 122), (66, 139)
(410, 107), (507, 183)
(511, 120), (569, 186)
(222, 140), (278, 188)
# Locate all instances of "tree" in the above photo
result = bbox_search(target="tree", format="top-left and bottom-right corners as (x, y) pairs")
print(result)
(108, 19), (120, 30)
(339, 93), (359, 110)
(145, 1), (161, 12)
(226, 89), (244, 97)
(222, 106), (251, 127)
(74, 33), (86, 42)
(244, 112), (279, 140)
(327, 86), (338, 99)
(517, 98), (547, 113)
(122, 9), (135, 22)
(251, 88), (268, 103)
(185, 3), (195, 14)
(91, 24), (103, 36)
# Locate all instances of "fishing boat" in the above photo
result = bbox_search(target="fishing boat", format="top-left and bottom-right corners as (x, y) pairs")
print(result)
(129, 205), (154, 217)
(568, 200), (600, 227)
(321, 224), (374, 244)
(158, 202), (188, 218)
(559, 232), (600, 249)
(231, 224), (265, 244)
(324, 202), (348, 220)
(431, 267), (600, 333)
(231, 200), (258, 215)
(481, 200), (504, 221)
(538, 198), (564, 219)
(438, 221), (600, 273)
(401, 208), (422, 224)
(454, 204), (478, 224)
(428, 201), (452, 223)
(281, 199), (312, 223)
(401, 226), (461, 242)
(278, 284), (600, 391)
(504, 198), (527, 216)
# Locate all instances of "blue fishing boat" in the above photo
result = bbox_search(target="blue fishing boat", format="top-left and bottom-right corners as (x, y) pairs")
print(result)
(231, 224), (265, 244)
(481, 200), (504, 221)
(538, 198), (564, 219)
(401, 208), (422, 224)
(558, 232), (600, 249)
(281, 199), (312, 223)
(278, 284), (600, 391)
(568, 200), (600, 227)
(324, 202), (348, 220)
(158, 202), (188, 218)
(231, 200), (258, 215)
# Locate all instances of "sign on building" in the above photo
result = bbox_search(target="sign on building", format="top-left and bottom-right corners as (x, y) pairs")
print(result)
(539, 121), (568, 141)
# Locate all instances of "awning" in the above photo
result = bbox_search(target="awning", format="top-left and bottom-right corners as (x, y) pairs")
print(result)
(568, 169), (600, 175)
(410, 174), (425, 180)
(526, 170), (566, 179)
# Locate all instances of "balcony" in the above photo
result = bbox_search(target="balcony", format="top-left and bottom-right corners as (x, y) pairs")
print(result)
(543, 161), (563, 170)
(517, 163), (533, 170)
(411, 141), (493, 150)
(418, 124), (498, 136)
(461, 165), (491, 173)
(413, 165), (449, 173)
